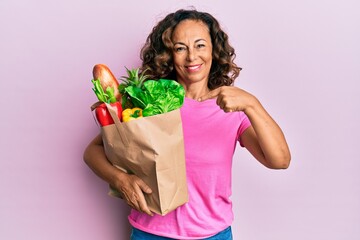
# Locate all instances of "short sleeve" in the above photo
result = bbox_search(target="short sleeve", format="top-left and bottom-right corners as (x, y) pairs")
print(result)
(237, 112), (251, 147)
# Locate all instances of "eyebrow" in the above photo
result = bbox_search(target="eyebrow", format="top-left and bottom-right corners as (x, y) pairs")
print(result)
(173, 39), (207, 45)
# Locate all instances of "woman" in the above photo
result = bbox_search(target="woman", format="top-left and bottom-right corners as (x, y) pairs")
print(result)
(84, 9), (291, 240)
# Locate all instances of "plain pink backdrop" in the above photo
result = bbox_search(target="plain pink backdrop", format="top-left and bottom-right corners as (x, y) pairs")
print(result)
(1, 0), (359, 239)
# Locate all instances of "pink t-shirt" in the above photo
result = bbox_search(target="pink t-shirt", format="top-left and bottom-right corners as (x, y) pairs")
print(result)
(128, 97), (251, 239)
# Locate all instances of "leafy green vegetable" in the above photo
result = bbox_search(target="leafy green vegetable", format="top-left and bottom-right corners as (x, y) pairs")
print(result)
(124, 79), (185, 117)
(91, 79), (116, 103)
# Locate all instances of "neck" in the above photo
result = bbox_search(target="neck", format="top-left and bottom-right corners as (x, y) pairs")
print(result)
(179, 81), (210, 100)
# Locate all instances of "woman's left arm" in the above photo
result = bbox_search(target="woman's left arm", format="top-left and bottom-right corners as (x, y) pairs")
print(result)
(240, 95), (291, 169)
(200, 86), (291, 169)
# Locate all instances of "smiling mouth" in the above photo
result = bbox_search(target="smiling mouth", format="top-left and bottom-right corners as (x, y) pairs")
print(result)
(185, 64), (202, 72)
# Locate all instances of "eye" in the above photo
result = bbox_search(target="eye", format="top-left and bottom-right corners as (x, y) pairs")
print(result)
(175, 46), (187, 52)
(196, 44), (206, 49)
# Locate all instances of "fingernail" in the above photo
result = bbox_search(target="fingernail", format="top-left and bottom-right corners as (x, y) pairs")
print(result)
(197, 98), (202, 102)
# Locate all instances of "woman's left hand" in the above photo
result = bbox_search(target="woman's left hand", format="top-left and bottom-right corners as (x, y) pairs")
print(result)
(199, 86), (254, 113)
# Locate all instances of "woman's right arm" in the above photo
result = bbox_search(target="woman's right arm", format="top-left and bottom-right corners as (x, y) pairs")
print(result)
(83, 134), (153, 216)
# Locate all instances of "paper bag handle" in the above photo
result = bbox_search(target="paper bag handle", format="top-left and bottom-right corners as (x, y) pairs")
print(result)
(105, 103), (130, 146)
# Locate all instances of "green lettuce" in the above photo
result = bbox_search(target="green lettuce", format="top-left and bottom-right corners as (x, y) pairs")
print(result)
(124, 79), (185, 117)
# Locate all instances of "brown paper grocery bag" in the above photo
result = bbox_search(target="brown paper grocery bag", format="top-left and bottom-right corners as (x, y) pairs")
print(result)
(93, 102), (188, 216)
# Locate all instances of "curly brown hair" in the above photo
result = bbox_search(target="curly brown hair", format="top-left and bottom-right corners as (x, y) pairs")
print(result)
(140, 9), (241, 90)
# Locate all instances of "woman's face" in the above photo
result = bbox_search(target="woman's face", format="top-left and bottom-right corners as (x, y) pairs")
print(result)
(171, 20), (213, 88)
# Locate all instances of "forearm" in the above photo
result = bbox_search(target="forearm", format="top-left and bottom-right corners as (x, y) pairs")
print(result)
(83, 134), (153, 215)
(244, 96), (291, 168)
(83, 135), (125, 186)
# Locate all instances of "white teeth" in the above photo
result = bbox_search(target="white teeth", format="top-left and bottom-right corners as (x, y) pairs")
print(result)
(188, 65), (200, 70)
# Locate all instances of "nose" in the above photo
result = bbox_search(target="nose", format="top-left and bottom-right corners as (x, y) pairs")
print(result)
(186, 48), (196, 62)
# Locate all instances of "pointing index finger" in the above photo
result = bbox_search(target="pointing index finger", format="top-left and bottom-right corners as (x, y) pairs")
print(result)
(198, 88), (221, 101)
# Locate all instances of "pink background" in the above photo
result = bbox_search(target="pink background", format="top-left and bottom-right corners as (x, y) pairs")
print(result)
(1, 0), (359, 239)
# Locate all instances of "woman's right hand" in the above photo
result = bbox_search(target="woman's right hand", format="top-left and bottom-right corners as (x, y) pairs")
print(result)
(83, 134), (153, 216)
(112, 170), (153, 216)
